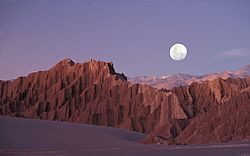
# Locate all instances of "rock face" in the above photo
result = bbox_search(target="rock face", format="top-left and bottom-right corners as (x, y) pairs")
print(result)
(0, 59), (250, 144)
(144, 77), (250, 144)
(0, 59), (183, 136)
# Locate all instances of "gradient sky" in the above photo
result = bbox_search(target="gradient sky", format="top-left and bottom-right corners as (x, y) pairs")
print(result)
(1, 0), (250, 80)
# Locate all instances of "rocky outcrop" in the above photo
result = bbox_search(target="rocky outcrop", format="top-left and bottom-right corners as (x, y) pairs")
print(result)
(173, 77), (250, 144)
(0, 59), (187, 138)
(142, 77), (250, 144)
(0, 59), (250, 145)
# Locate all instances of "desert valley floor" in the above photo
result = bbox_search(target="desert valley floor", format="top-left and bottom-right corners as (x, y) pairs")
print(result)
(1, 117), (250, 156)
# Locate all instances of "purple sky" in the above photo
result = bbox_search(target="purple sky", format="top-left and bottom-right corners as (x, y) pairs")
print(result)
(1, 0), (250, 80)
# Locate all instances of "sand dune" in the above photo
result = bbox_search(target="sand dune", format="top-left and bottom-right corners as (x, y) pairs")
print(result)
(1, 117), (250, 156)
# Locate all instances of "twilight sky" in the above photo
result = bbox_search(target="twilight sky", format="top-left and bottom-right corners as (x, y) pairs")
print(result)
(1, 0), (250, 80)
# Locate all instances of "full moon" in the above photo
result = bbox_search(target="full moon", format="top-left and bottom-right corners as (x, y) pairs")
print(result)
(170, 43), (187, 61)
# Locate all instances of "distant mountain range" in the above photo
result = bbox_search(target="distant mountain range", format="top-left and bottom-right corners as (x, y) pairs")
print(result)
(129, 64), (250, 89)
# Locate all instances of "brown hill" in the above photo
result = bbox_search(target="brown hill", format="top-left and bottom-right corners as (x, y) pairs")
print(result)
(0, 59), (250, 144)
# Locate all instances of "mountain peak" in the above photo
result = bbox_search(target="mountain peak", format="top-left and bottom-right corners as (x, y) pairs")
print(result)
(54, 58), (75, 69)
(239, 64), (250, 72)
(130, 64), (250, 89)
(52, 58), (127, 81)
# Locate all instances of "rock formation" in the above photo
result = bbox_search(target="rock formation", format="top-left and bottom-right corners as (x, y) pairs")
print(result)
(143, 77), (250, 144)
(0, 59), (250, 144)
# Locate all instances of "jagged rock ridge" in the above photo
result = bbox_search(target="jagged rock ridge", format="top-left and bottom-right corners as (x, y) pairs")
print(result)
(0, 59), (250, 144)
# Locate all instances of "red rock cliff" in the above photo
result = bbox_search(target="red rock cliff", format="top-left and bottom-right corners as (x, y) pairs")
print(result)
(0, 59), (250, 144)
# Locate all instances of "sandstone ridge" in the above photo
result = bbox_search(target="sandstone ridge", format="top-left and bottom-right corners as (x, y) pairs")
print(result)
(1, 58), (250, 144)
